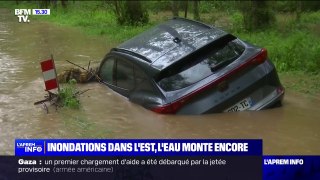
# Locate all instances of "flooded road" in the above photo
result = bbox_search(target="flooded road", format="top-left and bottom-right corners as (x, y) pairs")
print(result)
(1, 9), (319, 155)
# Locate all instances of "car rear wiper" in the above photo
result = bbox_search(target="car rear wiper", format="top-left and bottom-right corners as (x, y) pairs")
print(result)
(210, 57), (237, 72)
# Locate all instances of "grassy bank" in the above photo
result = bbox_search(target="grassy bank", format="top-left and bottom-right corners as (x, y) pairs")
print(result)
(229, 12), (320, 73)
(279, 71), (320, 96)
(2, 1), (319, 96)
(0, 1), (155, 42)
(36, 3), (155, 42)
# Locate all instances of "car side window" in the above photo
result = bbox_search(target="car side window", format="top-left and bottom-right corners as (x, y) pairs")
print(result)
(100, 58), (115, 84)
(116, 59), (134, 90)
(134, 65), (154, 92)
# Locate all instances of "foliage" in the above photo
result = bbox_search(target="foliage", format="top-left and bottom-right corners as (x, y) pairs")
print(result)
(272, 1), (300, 13)
(239, 1), (275, 31)
(58, 79), (80, 109)
(234, 29), (320, 73)
(23, 1), (154, 42)
(2, 1), (319, 76)
(300, 11), (320, 24)
(230, 11), (244, 32)
(145, 1), (172, 13)
(228, 9), (320, 74)
(114, 1), (149, 26)
(272, 1), (320, 13)
(199, 1), (237, 14)
(193, 1), (200, 21)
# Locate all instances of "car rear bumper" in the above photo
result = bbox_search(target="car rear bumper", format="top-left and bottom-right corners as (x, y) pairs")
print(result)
(248, 86), (284, 110)
(174, 59), (284, 114)
(217, 67), (284, 113)
(204, 67), (284, 114)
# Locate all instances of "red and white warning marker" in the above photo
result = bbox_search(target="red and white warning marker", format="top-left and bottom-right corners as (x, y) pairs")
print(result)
(40, 57), (59, 91)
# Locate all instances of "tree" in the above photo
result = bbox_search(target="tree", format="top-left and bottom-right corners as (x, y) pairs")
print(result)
(239, 1), (274, 31)
(61, 0), (68, 8)
(38, 0), (50, 8)
(172, 1), (179, 17)
(51, 0), (58, 9)
(114, 1), (149, 25)
(184, 1), (188, 18)
(296, 1), (302, 22)
(193, 0), (200, 20)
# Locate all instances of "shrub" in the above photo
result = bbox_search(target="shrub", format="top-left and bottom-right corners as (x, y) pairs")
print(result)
(58, 79), (80, 109)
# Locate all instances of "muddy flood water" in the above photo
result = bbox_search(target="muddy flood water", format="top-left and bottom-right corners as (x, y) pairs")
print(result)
(0, 9), (319, 155)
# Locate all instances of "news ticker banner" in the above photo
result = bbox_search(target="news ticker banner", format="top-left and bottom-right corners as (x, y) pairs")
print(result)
(4, 139), (319, 180)
(15, 139), (262, 156)
(1, 156), (319, 180)
(6, 139), (262, 179)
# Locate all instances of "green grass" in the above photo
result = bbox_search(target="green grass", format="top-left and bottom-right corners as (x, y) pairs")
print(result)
(1, 1), (154, 42)
(233, 30), (320, 73)
(58, 79), (80, 109)
(228, 11), (320, 73)
(33, 2), (155, 42)
(43, 6), (320, 74)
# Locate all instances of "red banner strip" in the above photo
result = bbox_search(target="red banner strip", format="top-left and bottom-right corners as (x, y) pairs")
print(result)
(41, 59), (54, 72)
(44, 79), (58, 91)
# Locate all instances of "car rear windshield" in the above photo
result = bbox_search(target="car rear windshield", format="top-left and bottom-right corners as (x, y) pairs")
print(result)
(157, 39), (245, 91)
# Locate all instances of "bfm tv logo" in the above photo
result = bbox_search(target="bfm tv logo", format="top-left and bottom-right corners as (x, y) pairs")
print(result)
(16, 142), (43, 153)
(14, 9), (50, 23)
(14, 9), (31, 23)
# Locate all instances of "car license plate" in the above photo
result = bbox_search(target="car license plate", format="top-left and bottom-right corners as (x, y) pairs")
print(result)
(224, 98), (252, 112)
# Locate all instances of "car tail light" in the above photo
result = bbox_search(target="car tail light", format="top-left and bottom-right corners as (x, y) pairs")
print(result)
(151, 97), (191, 114)
(251, 48), (267, 65)
(151, 105), (173, 114)
(276, 86), (285, 94)
(152, 48), (268, 114)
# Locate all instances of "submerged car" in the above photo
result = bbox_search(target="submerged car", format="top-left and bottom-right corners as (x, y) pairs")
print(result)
(98, 17), (284, 114)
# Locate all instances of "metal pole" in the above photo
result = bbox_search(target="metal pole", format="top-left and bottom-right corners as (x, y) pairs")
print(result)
(51, 54), (60, 92)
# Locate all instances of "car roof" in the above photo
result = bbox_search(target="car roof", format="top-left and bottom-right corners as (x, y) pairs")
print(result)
(115, 18), (228, 70)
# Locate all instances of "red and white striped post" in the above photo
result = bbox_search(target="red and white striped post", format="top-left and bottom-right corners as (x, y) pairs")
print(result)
(40, 55), (59, 92)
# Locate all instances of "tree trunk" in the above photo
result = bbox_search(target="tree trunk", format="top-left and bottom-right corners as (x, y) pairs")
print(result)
(39, 0), (49, 9)
(184, 0), (188, 18)
(61, 0), (68, 8)
(172, 1), (179, 17)
(296, 1), (302, 22)
(125, 1), (147, 25)
(240, 1), (273, 31)
(114, 1), (120, 18)
(193, 0), (200, 20)
(114, 1), (149, 25)
(51, 0), (58, 9)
